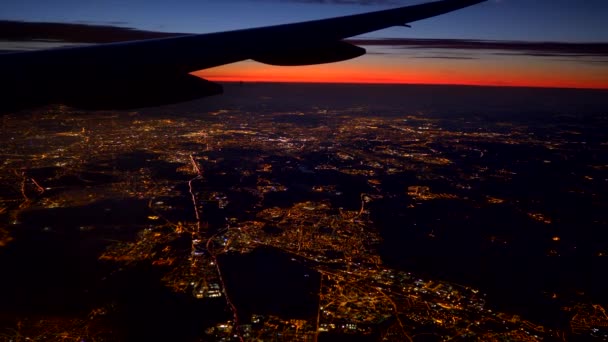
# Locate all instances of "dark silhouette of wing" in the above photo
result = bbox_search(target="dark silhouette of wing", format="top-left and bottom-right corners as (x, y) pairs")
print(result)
(0, 0), (486, 112)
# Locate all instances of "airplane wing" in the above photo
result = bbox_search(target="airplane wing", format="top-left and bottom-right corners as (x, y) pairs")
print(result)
(0, 0), (486, 112)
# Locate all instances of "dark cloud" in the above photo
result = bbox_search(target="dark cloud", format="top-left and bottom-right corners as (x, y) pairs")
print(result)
(73, 20), (130, 26)
(412, 56), (477, 60)
(0, 20), (184, 44)
(551, 59), (608, 66)
(346, 38), (608, 58)
(2, 20), (607, 66)
(365, 51), (391, 55)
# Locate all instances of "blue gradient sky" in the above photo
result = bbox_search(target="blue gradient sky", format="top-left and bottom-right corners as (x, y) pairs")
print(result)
(1, 0), (607, 42)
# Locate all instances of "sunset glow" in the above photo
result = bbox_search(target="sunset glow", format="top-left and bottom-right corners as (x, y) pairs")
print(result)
(197, 54), (608, 90)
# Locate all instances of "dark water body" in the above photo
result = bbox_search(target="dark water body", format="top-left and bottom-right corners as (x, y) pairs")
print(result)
(0, 198), (151, 312)
(369, 177), (608, 325)
(218, 247), (320, 322)
(0, 228), (227, 340)
(381, 255), (606, 327)
(102, 265), (229, 341)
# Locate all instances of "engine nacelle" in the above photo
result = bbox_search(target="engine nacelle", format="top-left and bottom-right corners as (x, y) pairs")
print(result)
(254, 41), (366, 66)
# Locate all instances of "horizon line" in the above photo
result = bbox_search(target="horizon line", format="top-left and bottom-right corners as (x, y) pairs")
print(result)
(206, 78), (608, 91)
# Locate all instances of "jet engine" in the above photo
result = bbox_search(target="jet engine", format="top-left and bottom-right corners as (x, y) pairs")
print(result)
(254, 41), (366, 66)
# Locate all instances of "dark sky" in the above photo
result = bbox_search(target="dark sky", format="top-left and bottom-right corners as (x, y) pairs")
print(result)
(1, 0), (607, 42)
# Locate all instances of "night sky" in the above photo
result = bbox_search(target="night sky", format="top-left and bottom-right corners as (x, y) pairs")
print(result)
(1, 0), (607, 88)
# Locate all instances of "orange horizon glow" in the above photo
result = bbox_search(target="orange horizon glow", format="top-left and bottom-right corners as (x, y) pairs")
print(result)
(195, 57), (608, 90)
(204, 75), (608, 90)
